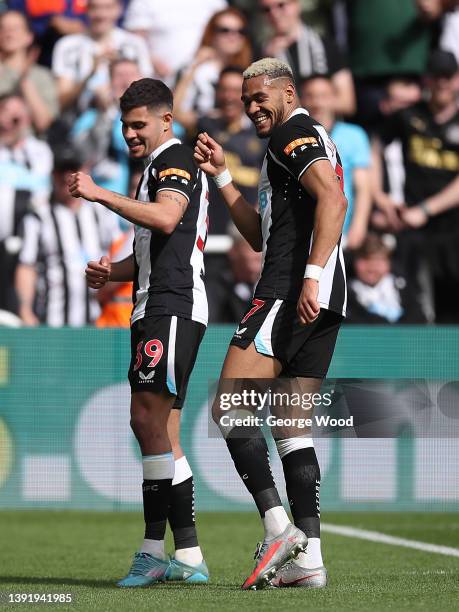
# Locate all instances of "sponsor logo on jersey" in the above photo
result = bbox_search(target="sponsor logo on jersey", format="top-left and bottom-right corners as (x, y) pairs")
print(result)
(139, 370), (156, 381)
(159, 168), (191, 181)
(283, 137), (318, 156)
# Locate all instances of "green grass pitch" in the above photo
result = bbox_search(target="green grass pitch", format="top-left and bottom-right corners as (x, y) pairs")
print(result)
(1, 511), (458, 611)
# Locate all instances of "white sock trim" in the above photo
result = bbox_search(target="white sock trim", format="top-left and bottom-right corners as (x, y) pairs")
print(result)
(275, 436), (314, 459)
(172, 455), (193, 486)
(140, 538), (166, 559)
(142, 452), (174, 480)
(174, 546), (203, 566)
(295, 537), (323, 569)
(263, 505), (291, 538)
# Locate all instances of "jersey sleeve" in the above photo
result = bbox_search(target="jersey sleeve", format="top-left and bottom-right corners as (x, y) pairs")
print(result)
(152, 145), (198, 202)
(268, 118), (330, 181)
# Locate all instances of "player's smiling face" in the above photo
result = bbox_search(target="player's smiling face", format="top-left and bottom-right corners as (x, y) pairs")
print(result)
(241, 75), (296, 138)
(121, 106), (171, 158)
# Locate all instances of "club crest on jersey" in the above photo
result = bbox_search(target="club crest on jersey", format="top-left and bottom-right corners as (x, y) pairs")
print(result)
(284, 137), (319, 156)
(159, 168), (191, 184)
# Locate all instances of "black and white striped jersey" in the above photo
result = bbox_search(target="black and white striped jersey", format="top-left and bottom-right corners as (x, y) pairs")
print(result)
(254, 108), (347, 317)
(131, 138), (209, 326)
(19, 201), (120, 326)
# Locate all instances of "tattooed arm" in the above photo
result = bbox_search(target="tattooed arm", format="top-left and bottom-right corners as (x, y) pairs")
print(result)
(68, 172), (188, 234)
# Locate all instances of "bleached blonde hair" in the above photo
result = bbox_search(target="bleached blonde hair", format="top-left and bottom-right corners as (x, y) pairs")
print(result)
(243, 58), (294, 83)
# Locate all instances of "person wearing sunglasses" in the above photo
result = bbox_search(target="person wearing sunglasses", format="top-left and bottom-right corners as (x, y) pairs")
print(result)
(259, 0), (355, 116)
(173, 7), (253, 132)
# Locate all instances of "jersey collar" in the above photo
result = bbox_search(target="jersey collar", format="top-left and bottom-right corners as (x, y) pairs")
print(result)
(148, 137), (181, 162)
(288, 107), (310, 119)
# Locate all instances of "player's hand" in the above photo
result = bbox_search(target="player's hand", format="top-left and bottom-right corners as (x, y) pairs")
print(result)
(399, 205), (429, 229)
(85, 256), (111, 289)
(68, 172), (100, 202)
(194, 132), (226, 177)
(297, 278), (320, 325)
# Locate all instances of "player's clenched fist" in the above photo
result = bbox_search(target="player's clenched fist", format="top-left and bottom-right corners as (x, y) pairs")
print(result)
(85, 256), (111, 289)
(68, 171), (100, 202)
(194, 132), (226, 177)
(297, 278), (320, 325)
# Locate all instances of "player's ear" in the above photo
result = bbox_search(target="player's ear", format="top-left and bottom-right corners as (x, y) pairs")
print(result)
(162, 112), (173, 132)
(285, 81), (296, 105)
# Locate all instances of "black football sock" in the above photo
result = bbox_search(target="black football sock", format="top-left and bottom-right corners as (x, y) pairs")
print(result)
(142, 453), (174, 550)
(169, 475), (199, 550)
(226, 427), (282, 518)
(281, 447), (321, 538)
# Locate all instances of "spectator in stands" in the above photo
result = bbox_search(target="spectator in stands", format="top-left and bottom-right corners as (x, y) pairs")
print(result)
(7, 0), (87, 67)
(376, 50), (459, 323)
(194, 66), (265, 233)
(300, 74), (371, 250)
(173, 7), (252, 130)
(259, 0), (355, 115)
(346, 233), (426, 324)
(123, 0), (227, 83)
(52, 0), (152, 113)
(0, 93), (53, 199)
(346, 0), (435, 129)
(371, 77), (422, 232)
(0, 11), (59, 133)
(71, 58), (141, 196)
(15, 148), (120, 327)
(0, 92), (52, 315)
(208, 227), (262, 323)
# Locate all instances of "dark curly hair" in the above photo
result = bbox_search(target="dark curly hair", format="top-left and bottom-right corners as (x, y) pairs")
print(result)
(119, 78), (173, 113)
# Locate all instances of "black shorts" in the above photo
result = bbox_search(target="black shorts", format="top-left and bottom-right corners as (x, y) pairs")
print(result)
(128, 315), (206, 407)
(230, 298), (342, 378)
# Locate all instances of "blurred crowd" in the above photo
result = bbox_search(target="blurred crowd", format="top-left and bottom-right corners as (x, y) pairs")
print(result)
(1, 0), (459, 327)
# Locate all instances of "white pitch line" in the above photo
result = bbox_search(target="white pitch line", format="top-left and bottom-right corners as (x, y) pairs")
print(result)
(322, 523), (459, 558)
